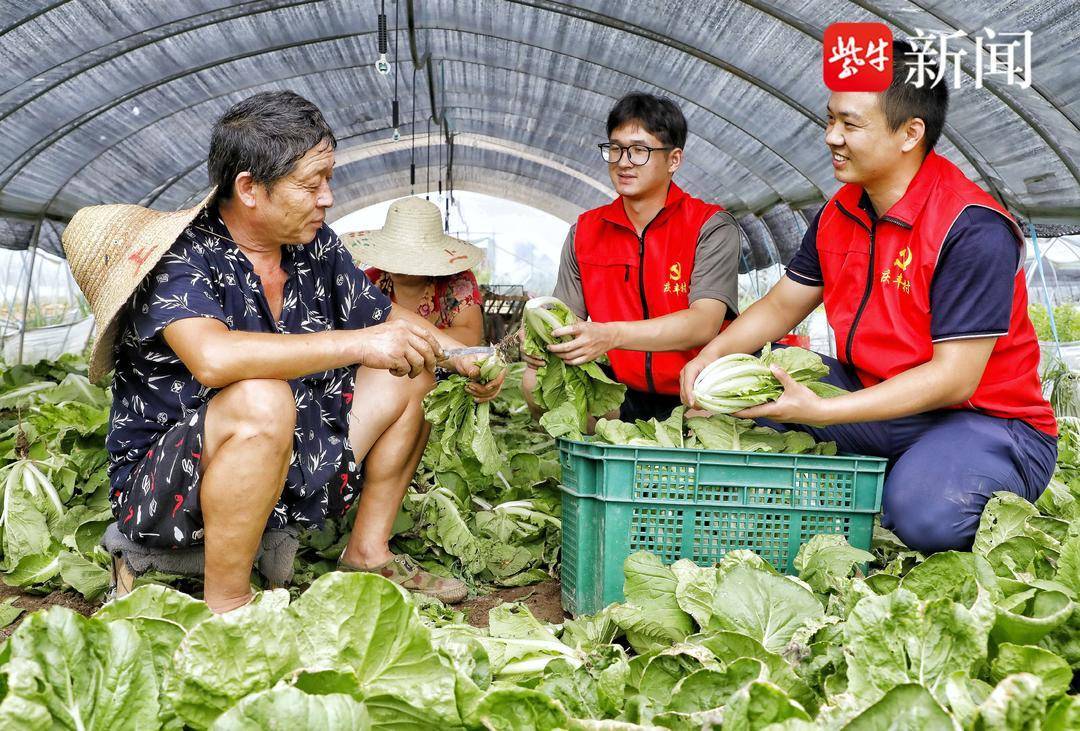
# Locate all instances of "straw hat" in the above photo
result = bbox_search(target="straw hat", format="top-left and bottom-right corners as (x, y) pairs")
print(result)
(62, 190), (216, 382)
(340, 197), (483, 277)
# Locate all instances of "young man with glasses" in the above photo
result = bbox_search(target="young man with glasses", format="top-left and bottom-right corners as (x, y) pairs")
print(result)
(523, 93), (740, 424)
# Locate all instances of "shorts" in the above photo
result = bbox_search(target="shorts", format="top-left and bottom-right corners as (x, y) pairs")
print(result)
(110, 405), (363, 549)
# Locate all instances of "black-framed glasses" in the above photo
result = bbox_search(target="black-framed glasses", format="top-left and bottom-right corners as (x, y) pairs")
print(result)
(598, 142), (673, 166)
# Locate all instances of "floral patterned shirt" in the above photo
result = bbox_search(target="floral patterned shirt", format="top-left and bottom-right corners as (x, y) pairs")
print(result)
(365, 267), (481, 329)
(106, 207), (392, 529)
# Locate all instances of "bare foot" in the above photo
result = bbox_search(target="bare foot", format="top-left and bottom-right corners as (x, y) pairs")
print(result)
(340, 545), (395, 570)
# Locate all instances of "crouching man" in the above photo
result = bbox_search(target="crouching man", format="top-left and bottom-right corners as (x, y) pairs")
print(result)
(64, 91), (499, 612)
(682, 42), (1056, 553)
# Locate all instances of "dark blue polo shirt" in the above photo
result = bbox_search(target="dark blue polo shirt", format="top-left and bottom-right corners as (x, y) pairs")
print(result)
(786, 192), (1020, 342)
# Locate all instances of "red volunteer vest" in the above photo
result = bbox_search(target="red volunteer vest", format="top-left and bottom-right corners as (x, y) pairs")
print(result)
(816, 151), (1056, 437)
(575, 183), (722, 394)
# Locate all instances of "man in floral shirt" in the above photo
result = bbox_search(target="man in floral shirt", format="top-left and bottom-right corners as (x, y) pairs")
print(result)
(104, 91), (499, 612)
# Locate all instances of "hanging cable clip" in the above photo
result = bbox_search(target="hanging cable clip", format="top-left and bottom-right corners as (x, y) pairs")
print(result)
(375, 9), (390, 74)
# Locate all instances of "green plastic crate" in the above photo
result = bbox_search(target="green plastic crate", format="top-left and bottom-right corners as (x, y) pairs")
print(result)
(558, 439), (886, 616)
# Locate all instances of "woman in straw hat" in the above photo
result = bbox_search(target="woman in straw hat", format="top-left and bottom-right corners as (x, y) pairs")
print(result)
(63, 91), (500, 613)
(342, 197), (485, 347)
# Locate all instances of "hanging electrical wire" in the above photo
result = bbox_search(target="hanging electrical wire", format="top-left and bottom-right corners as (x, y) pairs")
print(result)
(375, 0), (389, 75)
(438, 131), (447, 231)
(448, 134), (455, 204)
(391, 0), (400, 141)
(444, 135), (451, 231)
(410, 65), (416, 194)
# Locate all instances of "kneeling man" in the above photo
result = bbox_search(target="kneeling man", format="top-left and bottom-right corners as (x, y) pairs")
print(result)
(682, 42), (1056, 553)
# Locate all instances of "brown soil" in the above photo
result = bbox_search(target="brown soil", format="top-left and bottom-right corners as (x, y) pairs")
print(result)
(460, 579), (567, 628)
(0, 583), (102, 640)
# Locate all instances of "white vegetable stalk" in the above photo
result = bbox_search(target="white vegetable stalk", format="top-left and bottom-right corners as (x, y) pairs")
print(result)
(24, 460), (64, 516)
(493, 501), (562, 529)
(482, 635), (584, 676)
(498, 654), (582, 676)
(0, 459), (64, 528)
(524, 297), (574, 344)
(692, 353), (780, 414)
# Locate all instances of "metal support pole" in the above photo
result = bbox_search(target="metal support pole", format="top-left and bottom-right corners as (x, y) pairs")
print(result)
(1030, 221), (1063, 361)
(15, 218), (43, 365)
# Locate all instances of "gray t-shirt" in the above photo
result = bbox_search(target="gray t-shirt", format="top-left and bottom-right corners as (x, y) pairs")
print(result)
(551, 210), (741, 320)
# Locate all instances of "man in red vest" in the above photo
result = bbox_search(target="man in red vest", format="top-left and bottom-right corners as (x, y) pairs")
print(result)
(525, 93), (740, 423)
(682, 41), (1057, 553)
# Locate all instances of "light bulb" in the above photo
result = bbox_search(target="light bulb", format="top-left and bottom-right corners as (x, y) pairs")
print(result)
(375, 54), (390, 75)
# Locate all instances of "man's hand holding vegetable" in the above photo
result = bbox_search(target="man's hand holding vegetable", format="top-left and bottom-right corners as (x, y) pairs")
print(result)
(680, 277), (996, 426)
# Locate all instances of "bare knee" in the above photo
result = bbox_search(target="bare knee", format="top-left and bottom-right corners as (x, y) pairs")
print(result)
(212, 378), (296, 446)
(354, 366), (433, 415)
(522, 367), (542, 420)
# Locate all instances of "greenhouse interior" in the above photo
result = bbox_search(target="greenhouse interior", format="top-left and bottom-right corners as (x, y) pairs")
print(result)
(0, 2), (1078, 729)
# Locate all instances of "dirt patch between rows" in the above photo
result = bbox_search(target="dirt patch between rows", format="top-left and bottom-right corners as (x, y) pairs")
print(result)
(460, 579), (567, 627)
(0, 583), (102, 640)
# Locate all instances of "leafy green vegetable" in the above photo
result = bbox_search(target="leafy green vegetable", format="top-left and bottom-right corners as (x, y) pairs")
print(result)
(795, 534), (874, 595)
(469, 686), (571, 730)
(611, 553), (693, 653)
(722, 679), (811, 730)
(691, 344), (844, 414)
(972, 673), (1047, 730)
(0, 355), (1077, 730)
(0, 362), (115, 599)
(991, 586), (1073, 645)
(4, 606), (160, 730)
(705, 563), (825, 653)
(990, 643), (1072, 699)
(0, 597), (24, 629)
(166, 591), (299, 729)
(209, 687), (371, 730)
(593, 407), (838, 455)
(288, 572), (463, 726)
(844, 587), (995, 705)
(523, 297), (626, 439)
(1044, 694), (1080, 731)
(294, 364), (563, 591)
(423, 352), (506, 478)
(843, 683), (956, 730)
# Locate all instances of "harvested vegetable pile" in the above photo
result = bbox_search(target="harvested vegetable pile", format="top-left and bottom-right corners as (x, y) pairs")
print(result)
(594, 405), (838, 455)
(294, 362), (564, 590)
(523, 296), (626, 439)
(424, 352), (508, 478)
(692, 344), (845, 414)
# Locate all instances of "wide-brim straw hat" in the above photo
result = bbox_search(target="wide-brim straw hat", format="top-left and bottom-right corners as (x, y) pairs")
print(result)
(340, 196), (483, 277)
(62, 190), (216, 383)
